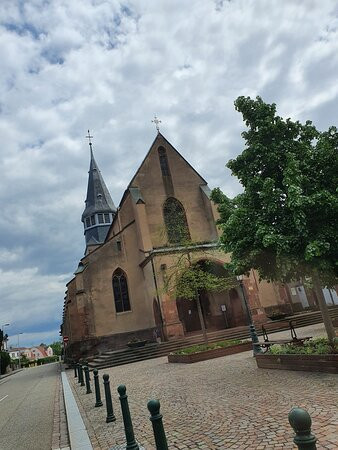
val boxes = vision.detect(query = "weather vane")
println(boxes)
[151,115,161,132]
[86,130,93,149]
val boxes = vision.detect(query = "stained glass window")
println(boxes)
[112,268,131,313]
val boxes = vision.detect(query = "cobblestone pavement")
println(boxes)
[67,324,338,450]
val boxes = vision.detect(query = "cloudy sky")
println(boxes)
[1,0,337,347]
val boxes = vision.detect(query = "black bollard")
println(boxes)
[77,363,81,383]
[84,366,92,394]
[103,374,116,423]
[93,369,103,407]
[83,360,91,380]
[288,407,317,450]
[117,385,139,450]
[79,365,85,386]
[74,363,77,378]
[147,399,168,450]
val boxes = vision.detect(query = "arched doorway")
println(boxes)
[176,261,248,334]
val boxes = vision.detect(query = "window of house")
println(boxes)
[158,146,170,176]
[98,213,104,224]
[116,240,122,252]
[163,197,190,244]
[91,215,96,226]
[85,217,91,228]
[112,268,131,313]
[104,213,110,223]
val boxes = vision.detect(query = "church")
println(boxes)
[61,129,317,358]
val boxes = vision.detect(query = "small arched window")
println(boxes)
[163,197,190,244]
[112,268,131,313]
[158,146,170,176]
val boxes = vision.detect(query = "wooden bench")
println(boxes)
[257,320,312,352]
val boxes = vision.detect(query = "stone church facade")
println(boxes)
[62,132,317,358]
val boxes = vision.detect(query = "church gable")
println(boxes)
[129,133,207,194]
[126,133,216,247]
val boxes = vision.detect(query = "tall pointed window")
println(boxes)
[158,146,170,176]
[112,269,131,313]
[163,197,190,244]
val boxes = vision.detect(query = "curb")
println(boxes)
[61,371,93,450]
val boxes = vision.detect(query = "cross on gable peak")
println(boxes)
[151,115,162,132]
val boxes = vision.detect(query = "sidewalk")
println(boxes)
[65,323,338,449]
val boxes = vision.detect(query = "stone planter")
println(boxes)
[255,354,338,373]
[267,313,287,321]
[126,340,147,348]
[168,342,252,364]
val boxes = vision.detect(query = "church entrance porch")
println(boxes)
[176,261,248,335]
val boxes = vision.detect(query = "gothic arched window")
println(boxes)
[163,197,190,244]
[112,268,131,313]
[158,146,170,176]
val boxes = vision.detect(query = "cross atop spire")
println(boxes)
[86,129,93,150]
[151,115,161,132]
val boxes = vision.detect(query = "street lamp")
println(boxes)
[236,275,262,355]
[1,324,10,351]
[17,333,23,369]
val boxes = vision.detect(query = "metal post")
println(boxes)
[77,363,81,383]
[79,365,85,386]
[17,332,23,369]
[117,385,139,450]
[84,366,92,394]
[93,369,103,407]
[238,278,262,355]
[147,399,168,450]
[103,374,116,423]
[288,407,317,449]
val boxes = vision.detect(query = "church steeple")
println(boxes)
[81,131,116,250]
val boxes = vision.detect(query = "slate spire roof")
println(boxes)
[81,147,116,221]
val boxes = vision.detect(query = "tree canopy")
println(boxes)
[211,96,338,286]
[49,341,62,356]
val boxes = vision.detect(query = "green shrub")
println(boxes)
[171,339,246,355]
[0,352,11,374]
[36,356,59,365]
[268,338,337,355]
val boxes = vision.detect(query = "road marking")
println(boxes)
[0,395,8,402]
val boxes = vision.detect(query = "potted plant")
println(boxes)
[126,337,148,348]
[267,311,288,321]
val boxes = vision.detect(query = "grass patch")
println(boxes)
[268,338,338,355]
[171,339,246,355]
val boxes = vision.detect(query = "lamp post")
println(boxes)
[17,333,23,369]
[236,275,262,355]
[1,324,10,351]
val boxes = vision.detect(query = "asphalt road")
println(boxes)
[0,362,59,450]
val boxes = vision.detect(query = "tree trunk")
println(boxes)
[196,293,208,345]
[312,272,335,344]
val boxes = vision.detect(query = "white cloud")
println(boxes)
[0,0,337,345]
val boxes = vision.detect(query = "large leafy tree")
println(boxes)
[211,96,338,342]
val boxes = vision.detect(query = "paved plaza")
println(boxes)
[67,324,338,449]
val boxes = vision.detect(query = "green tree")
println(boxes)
[49,341,62,356]
[211,96,338,342]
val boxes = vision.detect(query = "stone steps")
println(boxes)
[88,307,338,370]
